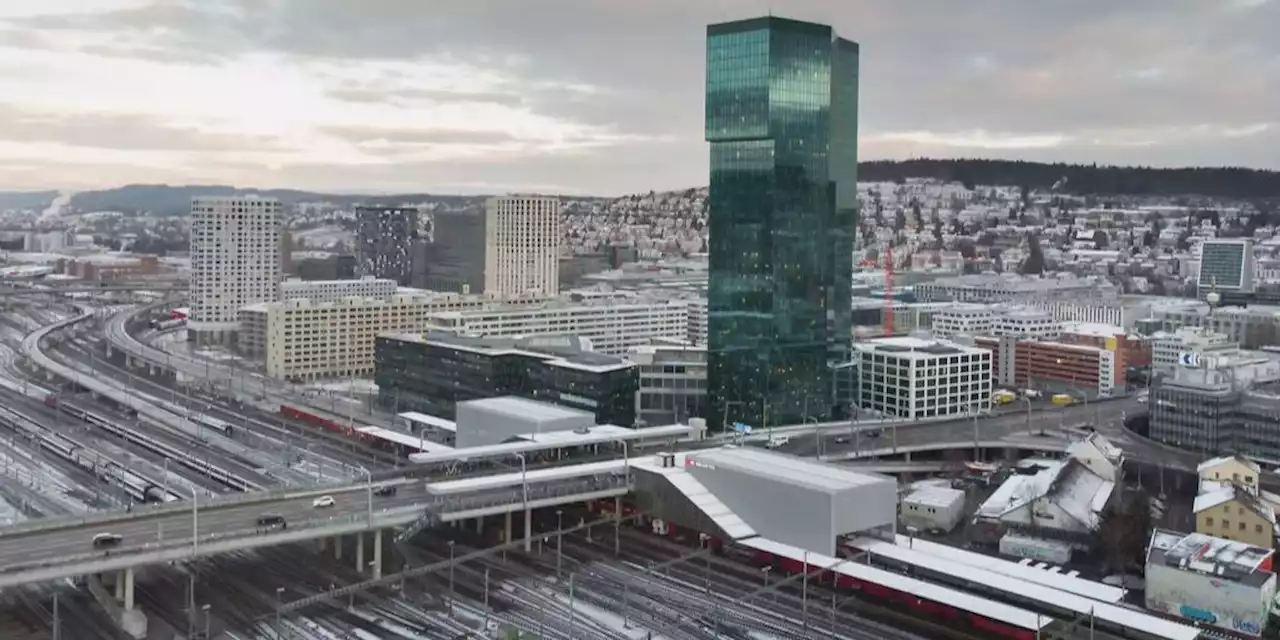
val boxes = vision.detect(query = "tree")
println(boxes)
[1020,232,1046,275]
[894,209,907,232]
[1093,230,1109,250]
[1095,491,1152,576]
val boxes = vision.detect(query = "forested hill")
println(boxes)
[859,159,1280,198]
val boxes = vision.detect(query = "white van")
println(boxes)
[766,434,791,449]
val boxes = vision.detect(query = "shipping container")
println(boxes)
[999,533,1073,565]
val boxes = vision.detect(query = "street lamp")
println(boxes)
[201,604,210,639]
[556,509,564,578]
[360,466,372,524]
[274,587,284,631]
[447,540,456,618]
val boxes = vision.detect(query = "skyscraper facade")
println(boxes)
[188,195,282,344]
[423,209,486,294]
[484,196,561,298]
[355,205,420,286]
[704,16,859,430]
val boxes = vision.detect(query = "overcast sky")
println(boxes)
[1,0,1277,195]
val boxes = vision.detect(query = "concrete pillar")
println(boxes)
[372,531,383,580]
[504,512,512,543]
[523,508,532,552]
[904,451,912,462]
[123,568,135,611]
[114,571,124,600]
[334,536,342,560]
[318,537,327,552]
[355,532,365,573]
[475,517,483,534]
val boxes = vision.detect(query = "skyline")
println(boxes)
[0,0,1277,195]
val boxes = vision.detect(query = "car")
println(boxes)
[92,533,123,549]
[256,513,287,529]
[373,486,397,497]
[312,495,335,509]
[865,428,883,438]
[834,435,852,444]
[765,435,791,449]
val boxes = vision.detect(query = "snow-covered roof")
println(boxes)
[1193,483,1276,527]
[1147,527,1274,585]
[976,458,1115,530]
[1197,455,1261,476]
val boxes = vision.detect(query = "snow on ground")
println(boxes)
[0,441,94,514]
[309,379,379,395]
[543,586,668,640]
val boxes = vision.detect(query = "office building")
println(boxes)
[1146,529,1275,637]
[1150,327,1234,377]
[1149,349,1280,457]
[852,336,992,420]
[974,336,1121,397]
[422,210,485,294]
[374,333,638,427]
[188,195,282,344]
[423,295,690,357]
[931,304,995,338]
[237,292,542,381]
[278,276,397,303]
[1199,238,1255,299]
[628,341,708,427]
[915,274,1118,305]
[485,195,561,297]
[355,205,420,286]
[1145,299,1280,350]
[705,16,859,429]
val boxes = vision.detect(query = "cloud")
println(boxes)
[0,0,1276,194]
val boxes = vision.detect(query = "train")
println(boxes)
[0,377,57,407]
[130,390,234,437]
[281,403,360,437]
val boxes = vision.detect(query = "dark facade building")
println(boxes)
[374,333,638,426]
[293,253,357,280]
[421,210,485,294]
[704,16,859,430]
[355,205,420,286]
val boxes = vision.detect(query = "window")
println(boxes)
[1239,521,1247,531]
[1207,517,1214,526]
[1223,519,1231,529]
[1256,524,1263,534]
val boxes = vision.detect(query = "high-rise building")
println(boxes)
[1198,238,1255,300]
[188,195,282,344]
[355,205,419,286]
[704,16,859,430]
[484,196,560,297]
[423,209,486,294]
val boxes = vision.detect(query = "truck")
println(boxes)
[1051,393,1074,407]
[991,390,1016,405]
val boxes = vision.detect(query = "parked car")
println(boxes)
[312,495,335,509]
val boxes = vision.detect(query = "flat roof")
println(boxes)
[408,423,694,465]
[741,537,1050,632]
[632,451,756,540]
[355,426,454,452]
[398,411,457,433]
[690,447,893,494]
[461,396,593,423]
[851,536,1198,640]
[426,459,627,495]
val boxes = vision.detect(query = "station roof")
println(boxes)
[461,396,592,423]
[355,426,454,452]
[689,447,893,494]
[426,459,627,495]
[398,411,457,433]
[407,423,694,465]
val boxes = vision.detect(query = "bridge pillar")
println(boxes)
[334,536,342,560]
[114,571,124,600]
[372,530,383,580]
[317,537,326,552]
[903,451,912,462]
[355,532,365,573]
[123,568,135,611]
[504,512,512,543]
[523,508,532,552]
[475,517,483,534]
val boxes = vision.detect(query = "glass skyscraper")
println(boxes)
[705,16,859,430]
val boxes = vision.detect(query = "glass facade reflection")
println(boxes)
[374,334,638,427]
[705,17,859,430]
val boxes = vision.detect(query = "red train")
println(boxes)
[748,543,1041,640]
[280,403,369,440]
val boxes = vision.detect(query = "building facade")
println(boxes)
[1199,238,1255,299]
[974,337,1121,397]
[628,342,708,427]
[422,296,690,357]
[705,16,859,430]
[188,195,282,343]
[422,209,485,294]
[1149,351,1280,459]
[852,336,992,420]
[355,205,420,286]
[374,333,638,427]
[484,196,561,298]
[1146,529,1275,638]
[278,276,397,303]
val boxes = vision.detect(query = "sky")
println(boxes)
[0,0,1277,195]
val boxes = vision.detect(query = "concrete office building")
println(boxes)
[355,205,420,286]
[1150,327,1235,377]
[705,17,859,430]
[915,274,1118,306]
[374,332,638,427]
[931,304,995,338]
[852,336,993,420]
[238,292,542,381]
[188,195,282,344]
[1143,300,1280,350]
[1149,349,1280,457]
[974,336,1122,397]
[485,196,561,297]
[628,341,708,427]
[422,210,485,294]
[278,276,397,303]
[422,295,691,357]
[1199,238,1256,300]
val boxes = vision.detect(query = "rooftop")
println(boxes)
[384,331,634,374]
[461,396,592,424]
[689,447,894,494]
[855,336,991,359]
[1147,528,1274,586]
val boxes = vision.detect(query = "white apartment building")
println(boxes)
[424,296,690,356]
[1150,327,1235,376]
[931,304,995,338]
[686,297,708,345]
[993,309,1061,339]
[189,195,281,343]
[485,195,561,298]
[853,336,993,420]
[278,276,397,303]
[239,292,543,381]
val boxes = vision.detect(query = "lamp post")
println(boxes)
[447,540,456,618]
[274,587,284,632]
[556,509,564,578]
[361,466,372,524]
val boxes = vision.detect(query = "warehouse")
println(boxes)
[1145,528,1276,637]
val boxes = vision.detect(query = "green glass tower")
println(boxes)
[705,16,858,430]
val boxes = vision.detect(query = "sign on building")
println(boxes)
[1179,352,1203,368]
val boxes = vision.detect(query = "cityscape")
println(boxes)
[1,3,1280,640]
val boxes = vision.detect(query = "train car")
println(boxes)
[190,413,234,437]
[150,318,186,331]
[743,536,1048,640]
[169,307,190,320]
[280,403,352,435]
